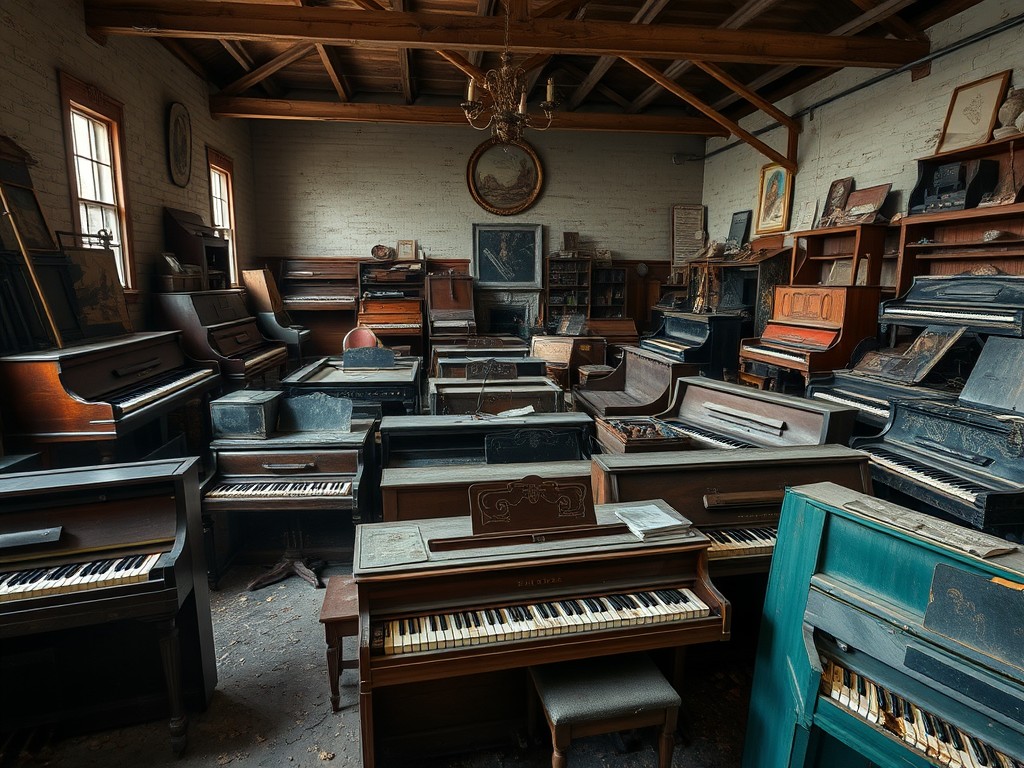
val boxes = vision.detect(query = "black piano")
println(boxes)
[640,310,743,378]
[852,336,1024,534]
[241,268,311,362]
[0,458,216,752]
[744,482,1024,768]
[807,274,1024,428]
[156,290,289,387]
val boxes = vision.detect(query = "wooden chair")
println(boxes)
[318,575,359,712]
[529,654,680,768]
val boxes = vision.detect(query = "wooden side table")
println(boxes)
[318,575,360,711]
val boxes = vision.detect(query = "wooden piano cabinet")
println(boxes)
[572,346,698,419]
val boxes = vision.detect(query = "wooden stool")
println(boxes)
[318,575,359,712]
[529,654,680,768]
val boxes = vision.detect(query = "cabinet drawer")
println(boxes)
[216,449,358,476]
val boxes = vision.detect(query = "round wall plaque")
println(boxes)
[167,102,192,188]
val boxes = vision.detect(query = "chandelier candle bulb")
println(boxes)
[519,91,527,114]
[546,78,554,102]
[467,79,476,102]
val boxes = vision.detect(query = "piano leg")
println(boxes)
[156,618,188,756]
[246,554,323,591]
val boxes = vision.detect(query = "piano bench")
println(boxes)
[319,575,359,712]
[529,654,680,768]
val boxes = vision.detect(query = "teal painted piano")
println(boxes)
[744,482,1024,768]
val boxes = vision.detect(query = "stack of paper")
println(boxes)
[614,504,692,541]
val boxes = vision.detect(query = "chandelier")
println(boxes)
[461,2,556,144]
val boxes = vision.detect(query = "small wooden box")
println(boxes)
[210,390,282,439]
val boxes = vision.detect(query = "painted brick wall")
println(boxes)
[0,0,254,321]
[701,0,1022,242]
[250,122,706,264]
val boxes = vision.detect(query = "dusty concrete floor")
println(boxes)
[9,563,753,768]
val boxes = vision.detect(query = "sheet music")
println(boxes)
[672,204,706,264]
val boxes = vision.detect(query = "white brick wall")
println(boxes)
[701,0,1023,241]
[250,122,706,263]
[0,0,254,318]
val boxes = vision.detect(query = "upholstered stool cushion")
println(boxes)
[530,654,680,726]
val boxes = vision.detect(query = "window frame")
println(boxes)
[58,71,135,289]
[207,146,238,286]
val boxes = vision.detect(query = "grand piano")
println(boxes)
[354,499,730,766]
[592,445,871,575]
[852,336,1024,535]
[807,273,1024,429]
[739,285,881,389]
[744,482,1024,768]
[0,458,216,752]
[155,290,289,387]
[640,310,744,378]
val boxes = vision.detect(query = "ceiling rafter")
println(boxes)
[317,43,351,101]
[83,2,930,68]
[221,40,286,97]
[219,42,316,97]
[627,0,788,114]
[392,0,415,104]
[846,0,928,41]
[566,0,672,111]
[208,95,731,135]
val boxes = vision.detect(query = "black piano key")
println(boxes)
[439,614,448,631]
[856,675,866,697]
[429,615,437,632]
[874,684,887,712]
[970,735,988,766]
[398,618,407,636]
[453,613,463,629]
[891,694,902,719]
[470,611,481,628]
[934,717,948,743]
[948,724,963,751]
[984,744,1001,766]
[922,712,934,737]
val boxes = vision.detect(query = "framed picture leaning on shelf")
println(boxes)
[755,163,792,234]
[472,223,543,289]
[935,70,1010,154]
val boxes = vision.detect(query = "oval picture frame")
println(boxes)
[466,137,543,216]
[167,102,192,188]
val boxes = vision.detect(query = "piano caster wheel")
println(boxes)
[169,716,188,756]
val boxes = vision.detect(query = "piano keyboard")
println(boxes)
[883,307,1017,325]
[205,480,352,498]
[821,659,1023,768]
[643,339,693,352]
[705,528,776,559]
[284,295,356,303]
[670,423,752,449]
[741,345,809,364]
[242,346,288,369]
[0,553,162,602]
[110,368,215,413]
[862,446,988,503]
[432,320,472,329]
[373,587,711,655]
[809,390,890,419]
[362,323,421,330]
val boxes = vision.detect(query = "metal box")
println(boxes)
[210,390,282,439]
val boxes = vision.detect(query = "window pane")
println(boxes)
[95,162,115,204]
[89,119,111,165]
[71,112,91,156]
[76,156,98,200]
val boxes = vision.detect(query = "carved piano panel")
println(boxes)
[0,458,216,751]
[744,482,1024,768]
[354,504,730,766]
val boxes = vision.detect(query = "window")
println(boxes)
[59,72,133,287]
[207,147,238,285]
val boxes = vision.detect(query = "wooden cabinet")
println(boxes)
[590,266,627,318]
[544,255,591,327]
[790,223,896,288]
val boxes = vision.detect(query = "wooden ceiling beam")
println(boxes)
[219,42,316,96]
[566,0,671,111]
[317,43,351,101]
[622,56,795,171]
[221,40,286,97]
[627,0,787,114]
[84,2,929,68]
[558,63,631,110]
[392,0,415,104]
[846,0,927,41]
[209,95,730,135]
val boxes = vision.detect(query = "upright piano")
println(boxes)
[592,445,872,575]
[283,356,422,417]
[807,274,1024,429]
[356,298,424,354]
[240,268,311,362]
[744,482,1024,768]
[739,285,881,388]
[428,376,564,416]
[425,271,477,339]
[529,335,606,389]
[379,413,593,469]
[640,310,744,378]
[0,458,216,752]
[278,256,362,355]
[653,376,857,450]
[852,336,1024,534]
[354,503,730,766]
[156,290,289,387]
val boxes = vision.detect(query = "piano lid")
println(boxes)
[958,336,1024,412]
[759,322,839,351]
[853,325,967,385]
[890,274,1024,307]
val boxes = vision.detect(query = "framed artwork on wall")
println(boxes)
[935,70,1010,154]
[167,102,192,188]
[467,137,543,216]
[396,239,417,260]
[0,181,56,251]
[472,223,542,289]
[755,163,792,234]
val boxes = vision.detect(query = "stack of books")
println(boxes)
[614,504,692,541]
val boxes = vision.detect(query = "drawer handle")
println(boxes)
[261,462,317,471]
[234,333,250,342]
[113,358,161,377]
